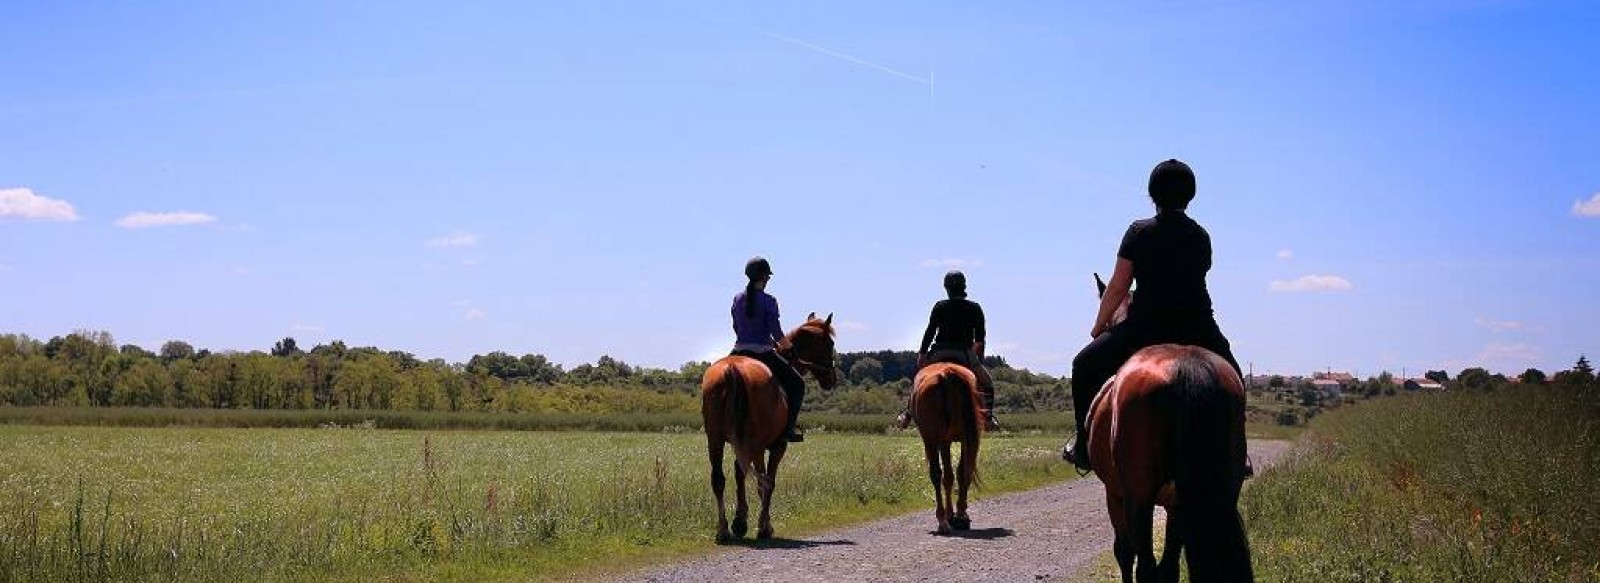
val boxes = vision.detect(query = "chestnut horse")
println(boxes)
[701,313,838,542]
[911,362,984,534]
[1087,274,1253,582]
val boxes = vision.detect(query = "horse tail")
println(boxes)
[1167,353,1253,581]
[940,368,983,489]
[721,364,750,448]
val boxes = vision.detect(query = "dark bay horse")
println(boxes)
[911,362,983,534]
[1087,274,1253,582]
[701,313,838,542]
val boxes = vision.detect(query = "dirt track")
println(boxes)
[608,440,1290,583]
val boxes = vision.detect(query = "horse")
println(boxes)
[1087,274,1253,582]
[701,313,838,542]
[911,361,984,534]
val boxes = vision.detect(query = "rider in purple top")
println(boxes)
[731,257,808,443]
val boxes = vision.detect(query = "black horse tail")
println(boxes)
[940,368,983,489]
[722,364,750,448]
[1167,353,1253,582]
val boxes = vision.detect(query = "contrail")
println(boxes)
[755,28,930,86]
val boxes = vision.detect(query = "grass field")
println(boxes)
[0,426,1078,582]
[1241,387,1599,582]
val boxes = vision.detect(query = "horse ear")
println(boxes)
[807,311,816,321]
[824,313,833,325]
[1094,273,1107,298]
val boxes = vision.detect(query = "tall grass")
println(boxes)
[1242,386,1600,582]
[0,427,1074,582]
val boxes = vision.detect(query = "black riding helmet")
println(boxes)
[1148,159,1196,210]
[745,256,773,280]
[943,270,967,297]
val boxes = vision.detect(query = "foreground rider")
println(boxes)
[897,270,1000,431]
[731,256,808,442]
[1062,159,1244,471]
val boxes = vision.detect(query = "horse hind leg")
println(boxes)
[924,441,949,535]
[1109,495,1134,583]
[1127,499,1158,583]
[731,456,750,539]
[1158,509,1183,583]
[709,437,732,543]
[940,444,960,532]
[951,441,977,531]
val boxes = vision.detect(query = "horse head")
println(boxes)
[785,312,839,390]
[1094,272,1131,328]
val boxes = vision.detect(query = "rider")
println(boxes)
[731,256,808,443]
[896,270,1000,431]
[1062,159,1244,471]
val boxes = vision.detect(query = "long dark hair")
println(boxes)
[744,279,760,317]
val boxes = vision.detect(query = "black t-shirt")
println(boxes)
[921,298,986,353]
[1118,210,1214,323]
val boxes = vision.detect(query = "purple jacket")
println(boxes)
[732,290,784,351]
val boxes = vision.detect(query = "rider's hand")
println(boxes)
[1090,321,1107,339]
[916,354,926,369]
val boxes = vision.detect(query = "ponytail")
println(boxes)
[744,281,759,317]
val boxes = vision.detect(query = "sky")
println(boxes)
[2,0,1597,378]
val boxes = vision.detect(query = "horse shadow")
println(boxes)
[721,537,857,550]
[930,527,1014,540]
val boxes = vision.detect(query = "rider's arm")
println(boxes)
[1092,257,1133,337]
[918,303,940,356]
[973,303,986,358]
[765,294,785,347]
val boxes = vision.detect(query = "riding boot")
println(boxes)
[895,404,912,429]
[980,384,1000,431]
[1062,424,1090,471]
[783,383,805,442]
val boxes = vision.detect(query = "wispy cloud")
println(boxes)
[756,29,930,86]
[464,308,487,321]
[115,211,217,229]
[1477,342,1540,367]
[291,323,324,333]
[834,320,868,332]
[1475,317,1525,333]
[1574,192,1600,217]
[920,258,982,269]
[0,188,79,221]
[1269,274,1354,293]
[426,232,477,248]
[1276,249,1293,260]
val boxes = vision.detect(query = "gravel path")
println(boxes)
[609,440,1291,583]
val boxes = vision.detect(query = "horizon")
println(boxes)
[3,1,1597,377]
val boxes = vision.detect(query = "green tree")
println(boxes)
[1456,367,1493,391]
[113,359,172,406]
[271,337,302,357]
[160,340,196,362]
[1424,370,1450,383]
[848,357,884,384]
[1519,368,1548,385]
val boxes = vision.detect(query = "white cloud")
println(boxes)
[1573,192,1600,217]
[834,320,868,332]
[426,232,477,247]
[1474,317,1524,333]
[1268,274,1354,293]
[291,323,325,333]
[1477,342,1540,368]
[115,211,217,228]
[464,308,487,321]
[920,258,982,269]
[0,187,79,221]
[1276,249,1293,260]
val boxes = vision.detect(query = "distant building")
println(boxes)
[1315,371,1356,386]
[1312,378,1343,398]
[1402,378,1445,391]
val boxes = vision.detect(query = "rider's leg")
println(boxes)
[756,351,807,442]
[1066,324,1142,468]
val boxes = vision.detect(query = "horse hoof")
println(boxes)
[757,526,774,540]
[950,516,971,531]
[731,518,748,538]
[937,523,952,536]
[715,530,734,544]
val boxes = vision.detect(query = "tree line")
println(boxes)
[0,331,1070,413]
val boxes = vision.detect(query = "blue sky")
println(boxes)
[2,1,1596,378]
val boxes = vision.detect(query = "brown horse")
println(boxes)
[701,313,838,542]
[911,362,983,534]
[1087,274,1253,582]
